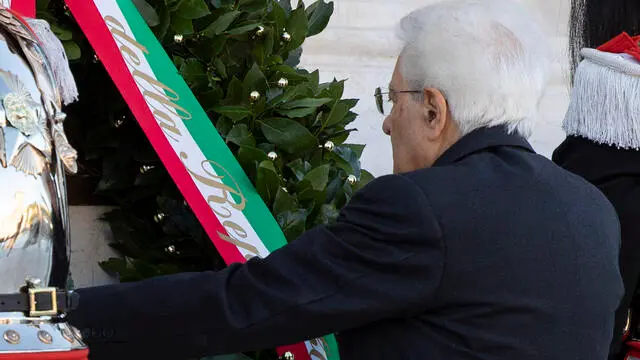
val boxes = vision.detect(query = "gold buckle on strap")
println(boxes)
[28,287,58,317]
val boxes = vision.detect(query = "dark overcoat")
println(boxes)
[68,126,624,360]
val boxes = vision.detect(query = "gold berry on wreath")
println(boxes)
[347,174,357,185]
[60,0,374,339]
[154,212,166,223]
[277,77,289,88]
[139,165,154,174]
[323,141,335,151]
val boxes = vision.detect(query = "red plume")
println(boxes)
[597,32,640,62]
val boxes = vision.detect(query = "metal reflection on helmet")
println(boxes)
[0,6,85,355]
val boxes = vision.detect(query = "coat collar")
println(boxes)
[433,125,535,167]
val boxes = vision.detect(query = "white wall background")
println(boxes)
[299,0,572,176]
[69,0,574,288]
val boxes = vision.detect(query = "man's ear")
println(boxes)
[422,88,449,140]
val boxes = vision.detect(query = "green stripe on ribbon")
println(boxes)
[116,0,287,254]
[114,1,340,358]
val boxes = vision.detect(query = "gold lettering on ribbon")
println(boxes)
[308,338,329,360]
[103,15,147,66]
[133,70,193,120]
[180,152,259,258]
[103,13,259,259]
[214,206,232,219]
[218,233,259,255]
[104,15,191,143]
[180,155,247,212]
[309,350,327,360]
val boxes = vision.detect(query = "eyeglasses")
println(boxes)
[374,87,422,115]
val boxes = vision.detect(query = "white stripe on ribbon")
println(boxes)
[95,1,270,260]
[306,339,331,360]
[89,2,329,359]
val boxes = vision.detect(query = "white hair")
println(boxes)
[396,0,551,137]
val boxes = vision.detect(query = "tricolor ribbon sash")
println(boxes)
[61,0,338,359]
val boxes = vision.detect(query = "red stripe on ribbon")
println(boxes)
[9,0,35,17]
[63,0,245,265]
[61,2,317,359]
[277,343,313,359]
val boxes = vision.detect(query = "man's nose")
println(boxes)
[382,116,391,135]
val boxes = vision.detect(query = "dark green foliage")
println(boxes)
[39,0,373,357]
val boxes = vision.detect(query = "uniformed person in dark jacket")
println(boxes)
[67,1,624,359]
[553,1,640,358]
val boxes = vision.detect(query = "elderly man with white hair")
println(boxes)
[66,0,623,359]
